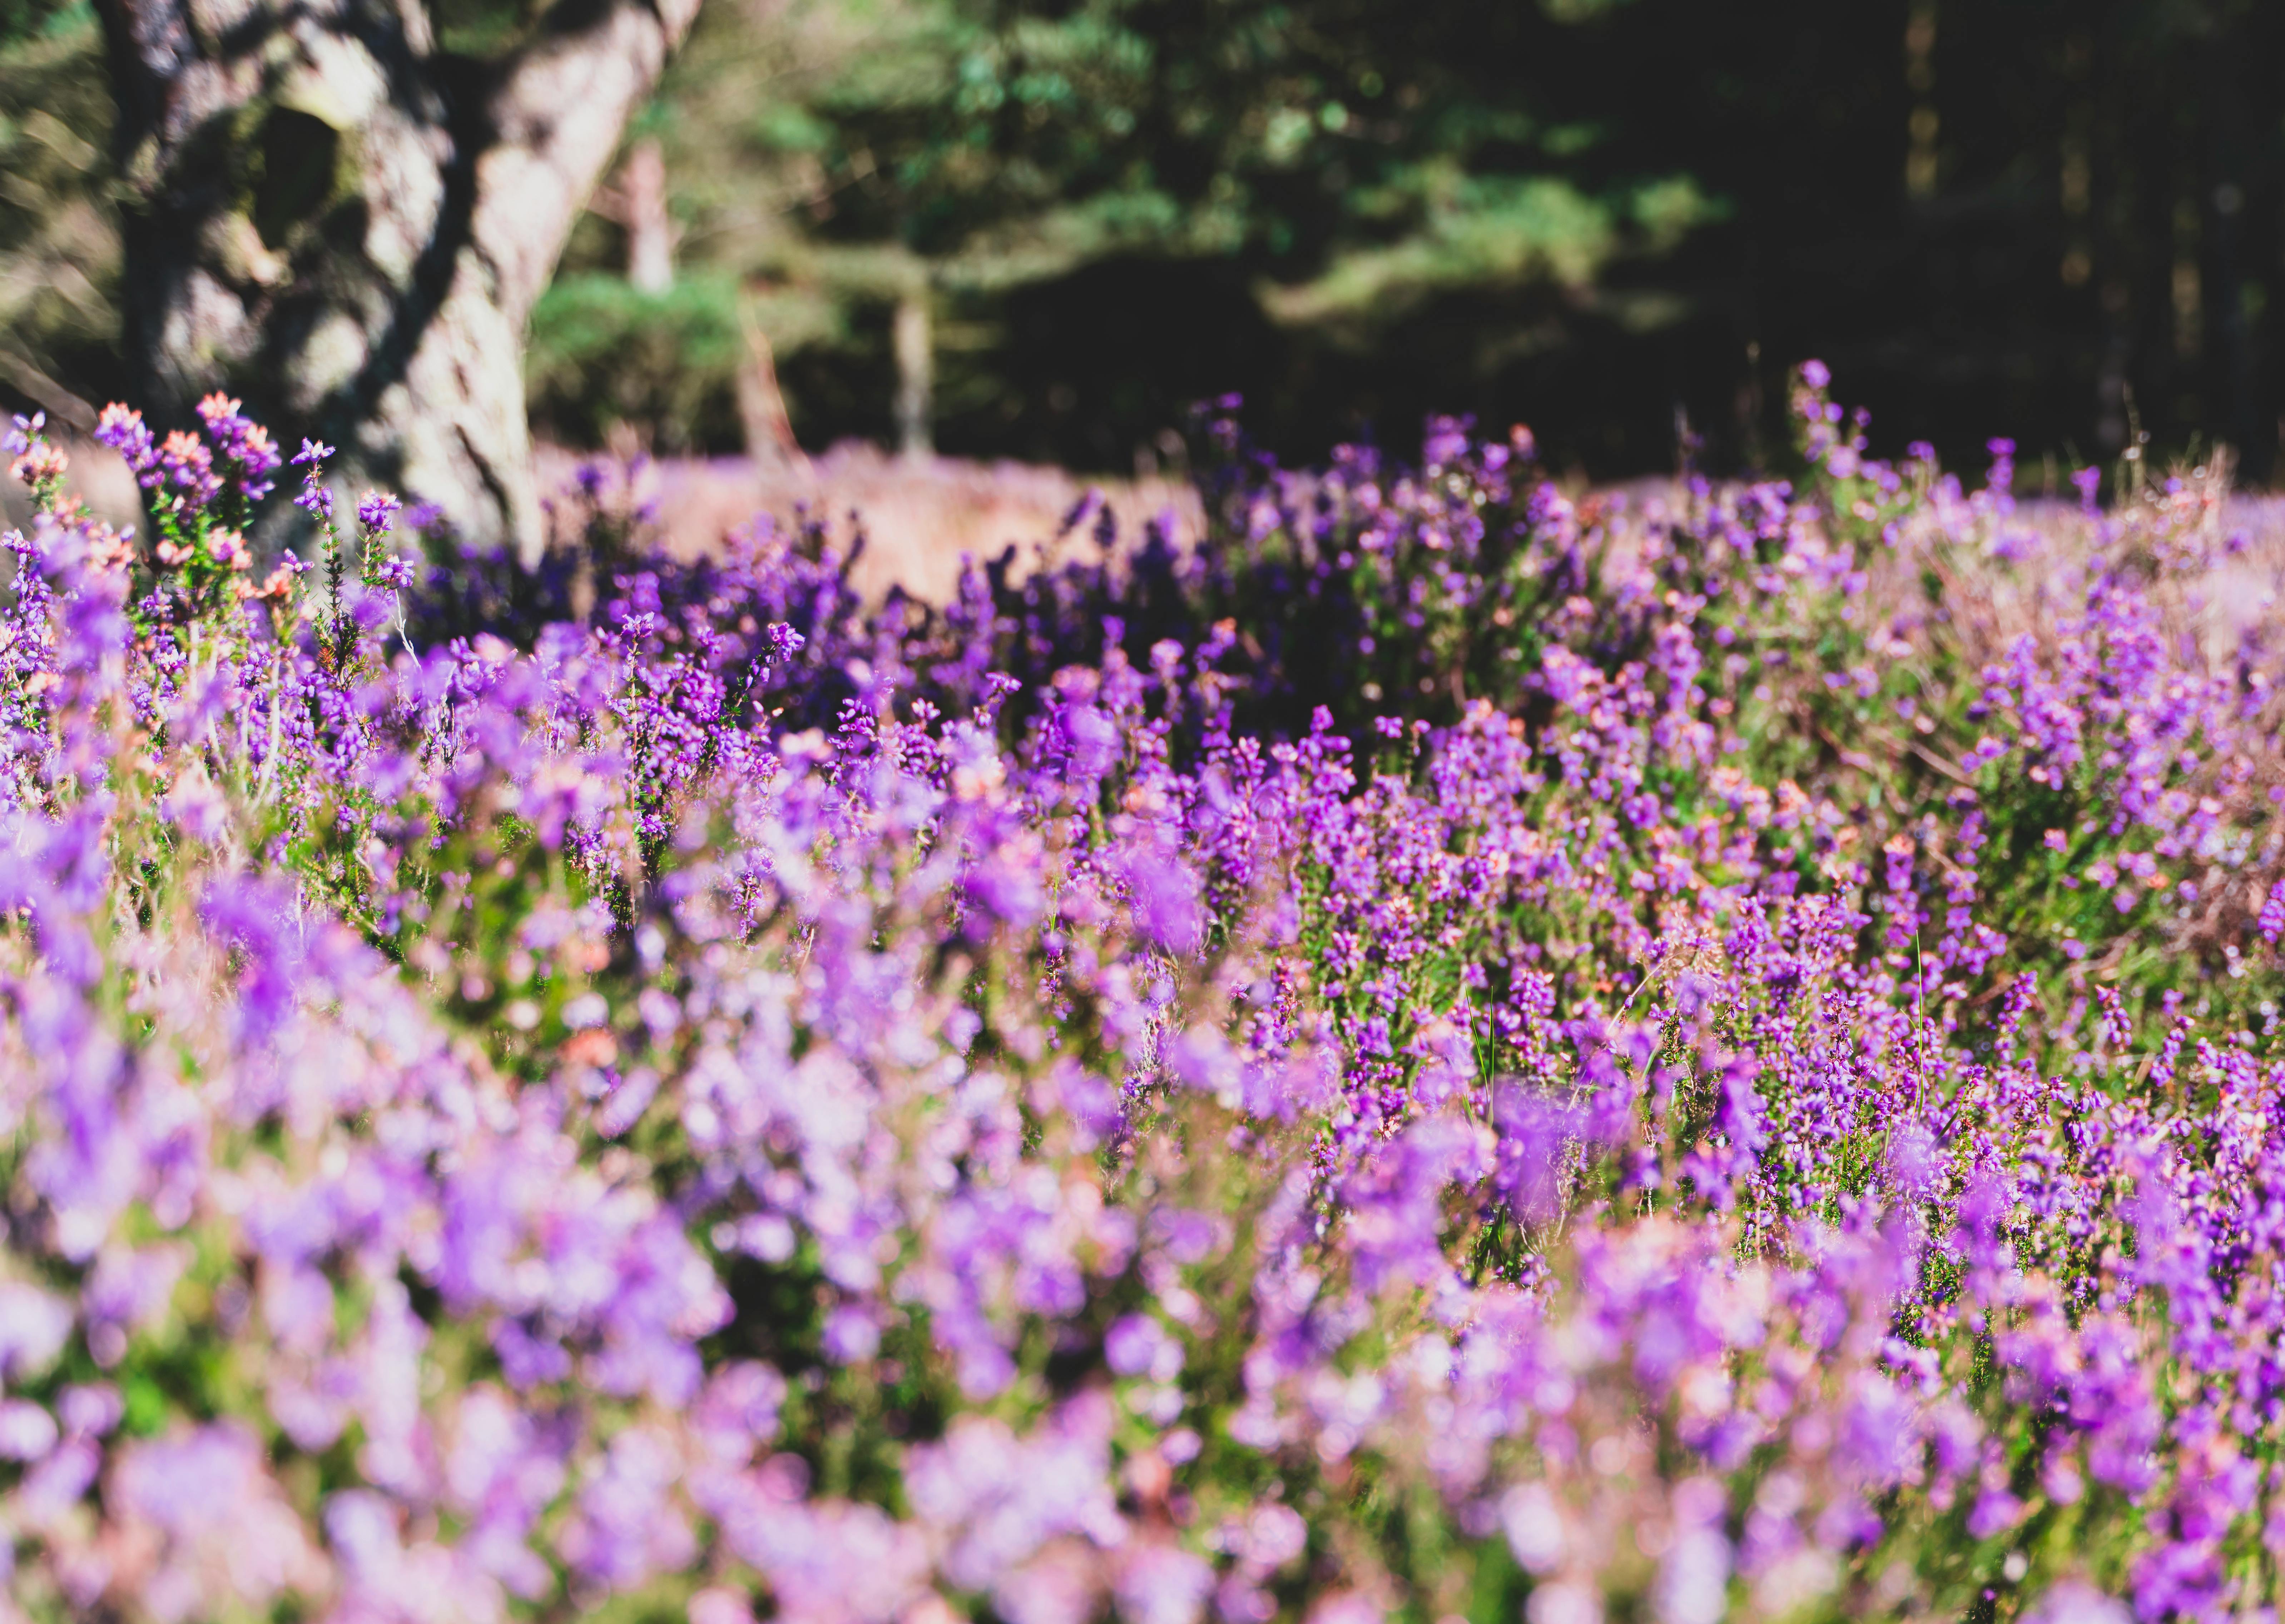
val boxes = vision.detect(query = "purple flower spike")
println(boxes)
[356,491,402,536]
[4,375,2285,1624]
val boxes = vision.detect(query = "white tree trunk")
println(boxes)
[893,289,932,460]
[620,138,675,296]
[98,0,702,563]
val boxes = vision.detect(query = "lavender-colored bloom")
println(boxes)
[2023,1581,2131,1624]
[94,402,158,482]
[198,873,303,1044]
[557,1424,695,1589]
[1124,848,1204,952]
[822,1303,882,1363]
[58,1384,122,1438]
[195,392,281,500]
[0,1400,59,1460]
[1114,1541,1215,1624]
[0,1282,73,1379]
[356,490,402,535]
[1105,1313,1184,1381]
[112,1424,322,1619]
[6,384,2285,1624]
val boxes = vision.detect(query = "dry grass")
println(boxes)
[4,434,1205,605]
[16,430,2285,644]
[532,439,1204,602]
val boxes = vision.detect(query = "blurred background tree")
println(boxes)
[0,0,119,432]
[70,0,699,558]
[9,0,2285,485]
[532,0,1721,467]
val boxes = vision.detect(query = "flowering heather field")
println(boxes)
[4,369,2285,1624]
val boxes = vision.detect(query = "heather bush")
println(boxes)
[4,375,2285,1624]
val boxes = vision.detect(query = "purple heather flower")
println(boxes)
[356,490,402,535]
[2259,879,2285,945]
[0,1401,59,1461]
[2022,1583,2129,1624]
[7,379,2285,1624]
[1123,848,1204,953]
[0,1282,73,1380]
[822,1304,881,1363]
[1114,1541,1215,1624]
[1105,1314,1184,1382]
[195,393,281,500]
[94,402,159,481]
[57,1385,122,1438]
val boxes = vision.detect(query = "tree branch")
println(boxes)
[475,0,702,323]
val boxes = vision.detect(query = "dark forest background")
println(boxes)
[6,0,2282,483]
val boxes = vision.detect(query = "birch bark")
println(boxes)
[98,0,701,561]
